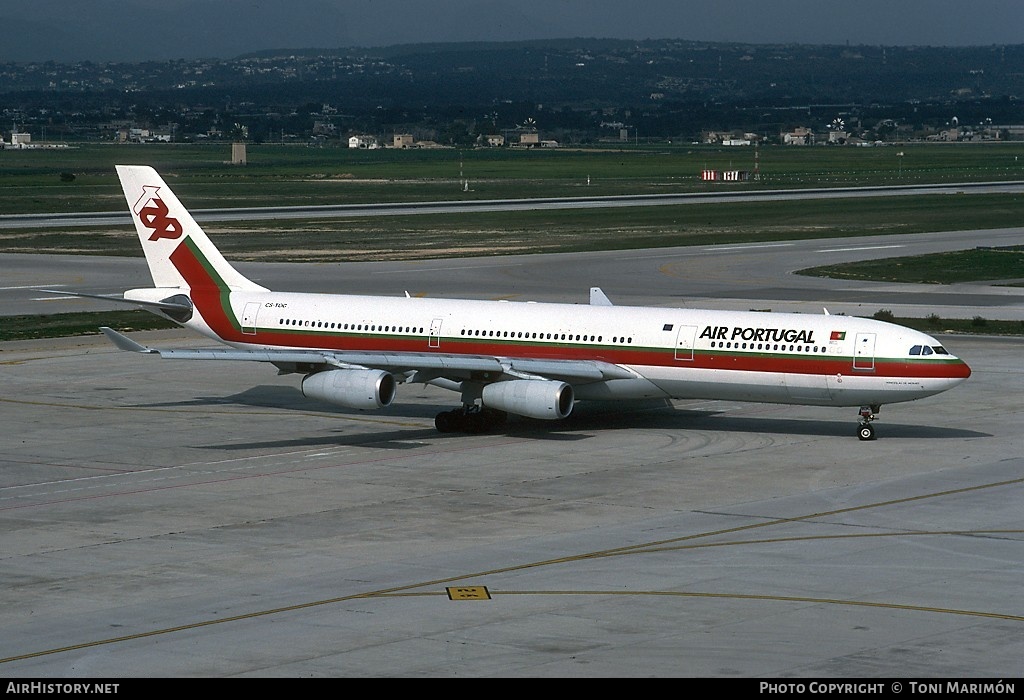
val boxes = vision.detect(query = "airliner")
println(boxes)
[79,165,971,440]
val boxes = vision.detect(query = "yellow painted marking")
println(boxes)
[446,586,491,601]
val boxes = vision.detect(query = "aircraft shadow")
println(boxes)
[558,403,990,440]
[131,386,990,447]
[205,430,444,451]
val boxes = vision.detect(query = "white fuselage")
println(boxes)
[174,288,971,409]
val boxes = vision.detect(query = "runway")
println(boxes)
[1,234,1023,678]
[6,227,1024,321]
[2,181,1022,230]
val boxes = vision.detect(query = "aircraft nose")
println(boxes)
[952,358,971,381]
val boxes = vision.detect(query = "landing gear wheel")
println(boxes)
[435,410,456,433]
[480,408,507,431]
[856,405,879,441]
[434,406,507,434]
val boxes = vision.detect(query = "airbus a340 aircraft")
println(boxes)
[79,165,971,440]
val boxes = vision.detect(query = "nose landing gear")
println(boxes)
[857,405,880,440]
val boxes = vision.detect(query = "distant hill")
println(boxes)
[0,0,565,63]
[7,39,1023,106]
[4,0,1023,64]
[3,38,1022,143]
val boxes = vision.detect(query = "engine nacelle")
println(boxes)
[481,380,574,420]
[301,369,397,410]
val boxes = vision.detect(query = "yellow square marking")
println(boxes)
[446,586,491,600]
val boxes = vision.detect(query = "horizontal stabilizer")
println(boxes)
[38,289,192,313]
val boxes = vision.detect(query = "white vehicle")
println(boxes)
[88,165,971,439]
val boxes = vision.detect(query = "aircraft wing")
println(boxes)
[99,327,635,383]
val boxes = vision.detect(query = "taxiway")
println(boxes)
[1,234,1022,677]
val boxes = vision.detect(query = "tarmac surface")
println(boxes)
[1,234,1023,678]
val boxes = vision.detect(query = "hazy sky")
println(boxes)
[2,0,1022,63]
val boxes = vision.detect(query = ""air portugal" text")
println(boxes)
[700,326,817,344]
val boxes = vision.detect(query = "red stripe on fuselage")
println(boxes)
[169,239,240,337]
[236,327,971,381]
[167,240,970,382]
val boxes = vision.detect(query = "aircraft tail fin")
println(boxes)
[115,165,267,293]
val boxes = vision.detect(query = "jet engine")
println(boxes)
[481,380,574,420]
[301,369,397,410]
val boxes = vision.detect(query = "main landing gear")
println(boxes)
[435,405,508,434]
[857,405,880,441]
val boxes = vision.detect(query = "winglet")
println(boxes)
[100,327,158,353]
[590,287,614,306]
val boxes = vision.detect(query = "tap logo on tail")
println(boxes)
[132,185,183,241]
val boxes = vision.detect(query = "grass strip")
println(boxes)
[0,310,176,342]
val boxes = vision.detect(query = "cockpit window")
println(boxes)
[910,344,950,357]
